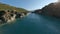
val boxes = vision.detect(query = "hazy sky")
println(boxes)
[0,0,57,10]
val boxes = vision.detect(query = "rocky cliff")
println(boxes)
[0,10,27,24]
[34,2,60,17]
[0,3,28,24]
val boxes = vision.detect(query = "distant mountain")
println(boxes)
[0,2,28,13]
[34,2,60,17]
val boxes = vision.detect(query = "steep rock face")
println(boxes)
[34,2,60,17]
[0,10,7,23]
[42,3,60,17]
[0,10,26,24]
[0,10,6,16]
[0,3,28,24]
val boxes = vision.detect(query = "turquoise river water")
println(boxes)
[0,13,60,34]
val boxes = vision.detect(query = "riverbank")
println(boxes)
[0,10,28,25]
[0,3,29,24]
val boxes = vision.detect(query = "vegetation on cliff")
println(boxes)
[0,3,28,13]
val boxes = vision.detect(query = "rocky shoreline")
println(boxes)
[0,10,28,24]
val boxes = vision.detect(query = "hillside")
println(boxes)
[34,2,60,17]
[0,3,29,23]
[0,3,28,13]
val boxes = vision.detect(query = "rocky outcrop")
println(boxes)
[0,10,27,24]
[34,2,60,17]
[0,3,28,24]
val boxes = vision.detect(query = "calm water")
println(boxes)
[0,13,60,34]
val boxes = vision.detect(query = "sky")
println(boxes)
[0,0,58,10]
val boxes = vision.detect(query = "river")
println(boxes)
[0,13,60,34]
